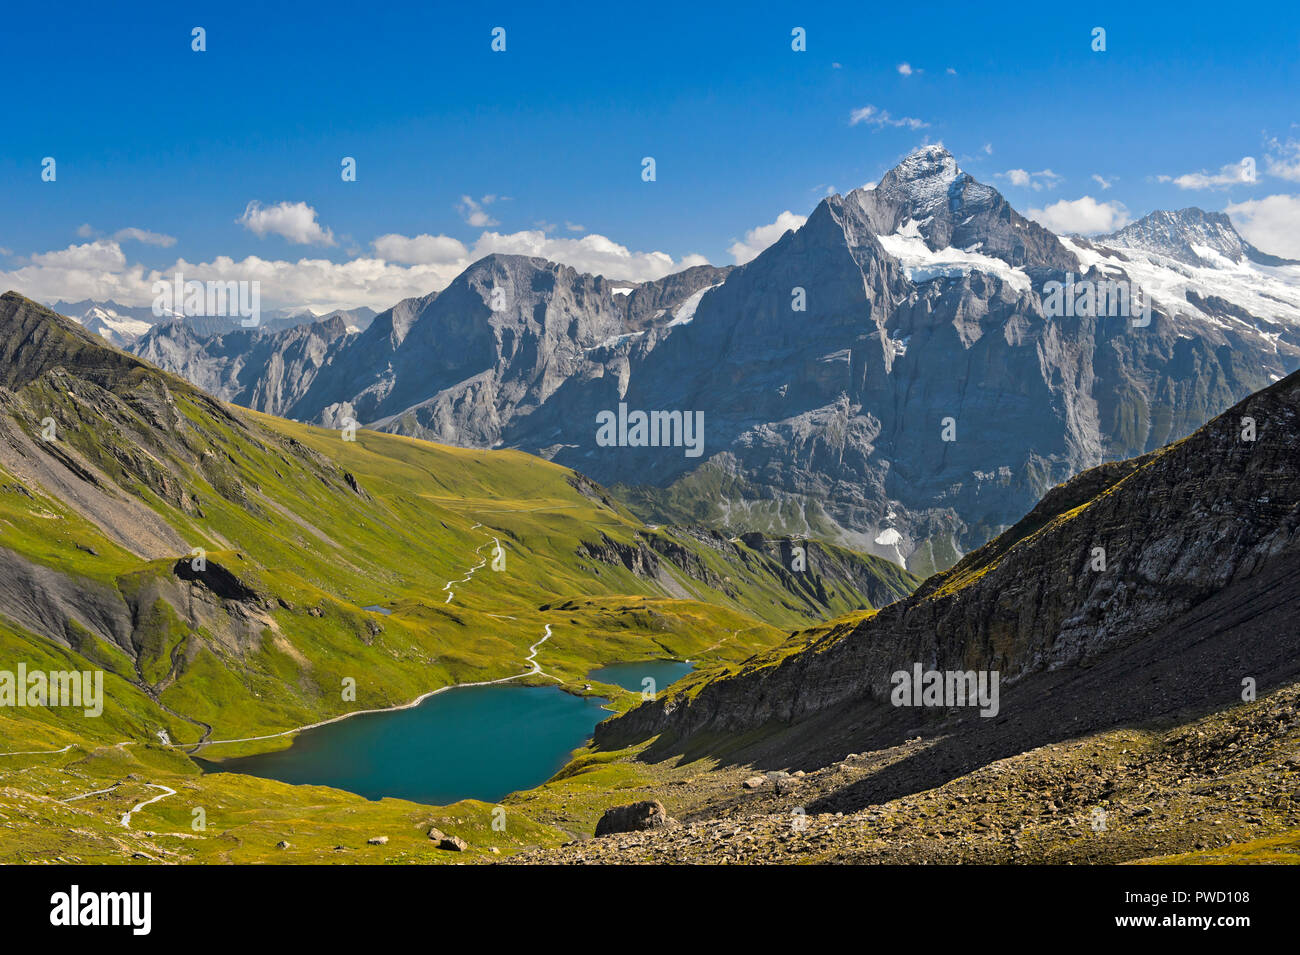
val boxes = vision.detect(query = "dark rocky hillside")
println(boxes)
[600,368,1300,781]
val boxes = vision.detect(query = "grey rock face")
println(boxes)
[292,256,731,445]
[851,144,1079,271]
[554,150,1296,571]
[131,315,354,416]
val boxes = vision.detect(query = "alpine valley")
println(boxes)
[2,145,1297,866]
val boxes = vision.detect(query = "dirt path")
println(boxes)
[119,783,177,828]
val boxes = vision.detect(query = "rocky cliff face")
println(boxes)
[304,258,734,446]
[568,149,1296,572]
[130,314,354,416]
[853,144,1078,271]
[597,368,1300,752]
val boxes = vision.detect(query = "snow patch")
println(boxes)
[878,221,1032,294]
[665,283,722,328]
[1060,236,1300,329]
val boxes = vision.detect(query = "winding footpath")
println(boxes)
[0,743,73,757]
[443,523,500,604]
[119,784,176,828]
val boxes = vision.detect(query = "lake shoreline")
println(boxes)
[193,657,696,806]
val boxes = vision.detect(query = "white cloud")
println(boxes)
[112,227,177,247]
[897,63,914,76]
[727,211,808,264]
[238,201,335,245]
[74,224,177,247]
[849,105,928,130]
[1225,194,1300,258]
[28,240,129,271]
[2,240,144,303]
[1028,196,1131,235]
[1265,138,1300,182]
[1091,174,1115,190]
[457,195,500,227]
[998,168,1062,191]
[2,227,711,313]
[470,230,707,282]
[1157,159,1257,190]
[371,233,468,265]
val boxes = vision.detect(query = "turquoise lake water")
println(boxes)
[588,659,694,693]
[201,684,612,805]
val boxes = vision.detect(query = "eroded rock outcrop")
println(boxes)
[594,799,678,836]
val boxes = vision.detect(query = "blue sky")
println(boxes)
[2,0,1298,309]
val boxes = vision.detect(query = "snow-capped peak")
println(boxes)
[891,144,962,185]
[867,145,968,222]
[1100,208,1295,268]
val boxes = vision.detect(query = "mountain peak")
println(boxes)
[1100,207,1298,267]
[892,144,961,181]
[847,146,1077,272]
[872,145,963,210]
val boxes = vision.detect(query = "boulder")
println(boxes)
[438,835,468,852]
[594,799,678,836]
[367,836,388,845]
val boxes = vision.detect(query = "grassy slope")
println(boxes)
[0,293,916,861]
[1,380,905,747]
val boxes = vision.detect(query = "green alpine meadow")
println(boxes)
[0,292,917,862]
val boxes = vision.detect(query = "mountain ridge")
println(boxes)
[115,146,1300,575]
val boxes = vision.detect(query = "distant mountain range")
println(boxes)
[113,146,1300,573]
[47,299,173,347]
[50,298,378,347]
